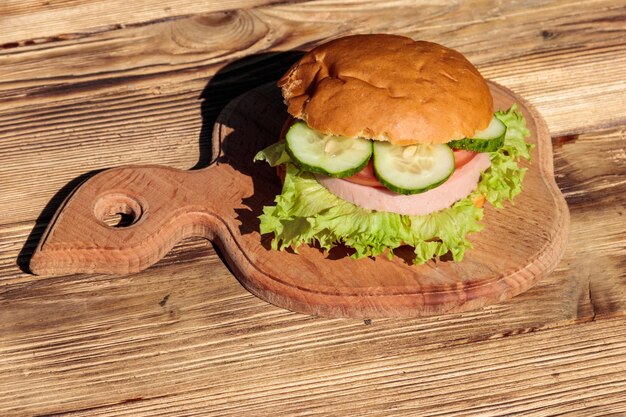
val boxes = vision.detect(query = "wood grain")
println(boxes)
[552,126,626,318]
[1,284,624,417]
[70,317,624,416]
[0,0,287,46]
[28,81,569,318]
[0,0,625,414]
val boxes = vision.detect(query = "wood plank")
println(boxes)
[1,283,624,417]
[0,0,624,227]
[72,317,626,416]
[552,127,626,318]
[0,0,290,46]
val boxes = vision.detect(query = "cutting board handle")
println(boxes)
[30,163,237,275]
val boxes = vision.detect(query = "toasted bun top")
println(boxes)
[278,34,493,145]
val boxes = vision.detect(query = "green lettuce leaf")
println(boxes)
[478,105,534,207]
[256,105,532,264]
[254,142,290,166]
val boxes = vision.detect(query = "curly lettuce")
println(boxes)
[254,105,532,264]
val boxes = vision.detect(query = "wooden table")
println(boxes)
[1,1,624,415]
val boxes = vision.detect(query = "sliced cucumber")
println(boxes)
[448,116,507,152]
[373,142,455,195]
[285,122,372,178]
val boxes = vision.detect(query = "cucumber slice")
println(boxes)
[448,116,507,152]
[285,122,372,178]
[373,142,455,195]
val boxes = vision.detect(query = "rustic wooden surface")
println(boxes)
[29,81,569,318]
[0,0,624,414]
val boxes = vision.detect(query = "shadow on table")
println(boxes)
[196,50,304,168]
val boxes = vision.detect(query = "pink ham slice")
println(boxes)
[316,152,491,216]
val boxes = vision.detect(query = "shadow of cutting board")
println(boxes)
[30,82,569,318]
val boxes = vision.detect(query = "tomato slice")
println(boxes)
[343,148,479,188]
[453,149,478,168]
[343,160,383,187]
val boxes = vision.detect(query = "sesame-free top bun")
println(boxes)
[278,34,493,145]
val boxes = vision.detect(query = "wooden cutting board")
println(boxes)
[30,81,569,318]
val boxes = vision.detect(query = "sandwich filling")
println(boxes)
[255,105,532,264]
[315,152,491,216]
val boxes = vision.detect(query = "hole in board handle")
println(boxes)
[93,193,144,228]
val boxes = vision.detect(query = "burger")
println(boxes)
[254,34,532,264]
